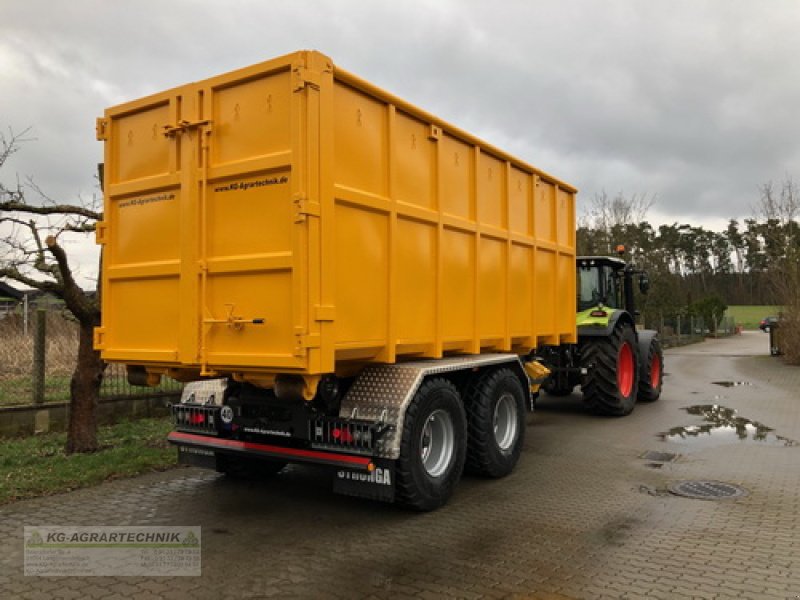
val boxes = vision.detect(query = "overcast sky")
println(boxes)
[2,0,799,287]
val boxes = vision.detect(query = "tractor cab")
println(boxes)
[577,248,650,318]
[577,256,627,312]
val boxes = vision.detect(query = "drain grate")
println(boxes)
[640,450,679,462]
[669,480,748,500]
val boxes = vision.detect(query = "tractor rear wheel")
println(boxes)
[581,323,639,416]
[638,337,664,402]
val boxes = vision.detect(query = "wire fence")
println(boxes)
[0,311,182,407]
[649,314,738,348]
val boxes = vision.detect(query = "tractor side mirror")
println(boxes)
[639,273,650,294]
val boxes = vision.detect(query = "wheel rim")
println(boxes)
[419,409,455,478]
[493,392,518,452]
[617,342,635,397]
[650,354,661,388]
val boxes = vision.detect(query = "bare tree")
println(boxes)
[0,128,104,452]
[755,177,800,363]
[581,190,657,255]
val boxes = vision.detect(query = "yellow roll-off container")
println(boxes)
[95,50,577,391]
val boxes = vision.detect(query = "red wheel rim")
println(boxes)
[617,342,634,397]
[650,354,661,388]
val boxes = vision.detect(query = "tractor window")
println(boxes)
[603,267,622,309]
[578,265,622,311]
[578,266,601,311]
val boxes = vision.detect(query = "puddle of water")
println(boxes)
[711,381,752,388]
[659,404,796,449]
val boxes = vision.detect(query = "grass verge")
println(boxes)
[725,305,782,330]
[0,417,178,504]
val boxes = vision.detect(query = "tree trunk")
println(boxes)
[66,319,105,454]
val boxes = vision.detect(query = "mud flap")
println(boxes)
[177,445,218,470]
[333,459,395,503]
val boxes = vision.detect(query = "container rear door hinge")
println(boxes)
[293,194,320,223]
[93,327,106,350]
[292,65,322,92]
[95,221,108,245]
[96,117,109,141]
[294,331,321,356]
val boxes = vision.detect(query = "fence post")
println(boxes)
[23,293,29,336]
[32,309,46,405]
[677,315,682,344]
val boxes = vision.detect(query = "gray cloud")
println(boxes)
[2,0,799,285]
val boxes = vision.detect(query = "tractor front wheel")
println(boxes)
[580,324,639,416]
[638,337,664,402]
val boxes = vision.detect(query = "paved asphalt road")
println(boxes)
[2,331,799,599]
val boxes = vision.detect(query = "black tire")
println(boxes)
[638,337,663,402]
[216,454,287,479]
[465,368,527,478]
[580,323,639,416]
[395,378,467,511]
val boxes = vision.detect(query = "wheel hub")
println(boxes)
[493,392,518,452]
[617,342,635,397]
[650,354,661,388]
[419,409,455,478]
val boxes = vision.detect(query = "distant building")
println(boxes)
[0,280,97,319]
[0,281,24,317]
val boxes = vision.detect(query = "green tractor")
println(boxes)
[541,248,664,416]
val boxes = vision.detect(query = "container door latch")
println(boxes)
[163,119,212,138]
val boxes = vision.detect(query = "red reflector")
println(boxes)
[590,310,608,317]
[189,413,206,425]
[332,427,353,443]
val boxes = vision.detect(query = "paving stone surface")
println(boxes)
[2,331,799,599]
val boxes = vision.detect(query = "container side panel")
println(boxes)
[202,65,304,368]
[477,237,506,338]
[334,203,389,345]
[395,217,436,342]
[204,172,295,362]
[534,249,556,335]
[477,152,504,230]
[212,71,292,165]
[557,253,576,339]
[334,84,387,197]
[558,188,576,248]
[509,167,532,236]
[103,96,182,362]
[205,271,294,361]
[110,190,180,266]
[393,111,434,210]
[439,135,472,220]
[441,227,475,340]
[106,278,179,354]
[206,172,292,257]
[111,102,172,183]
[509,243,533,336]
[535,180,557,244]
